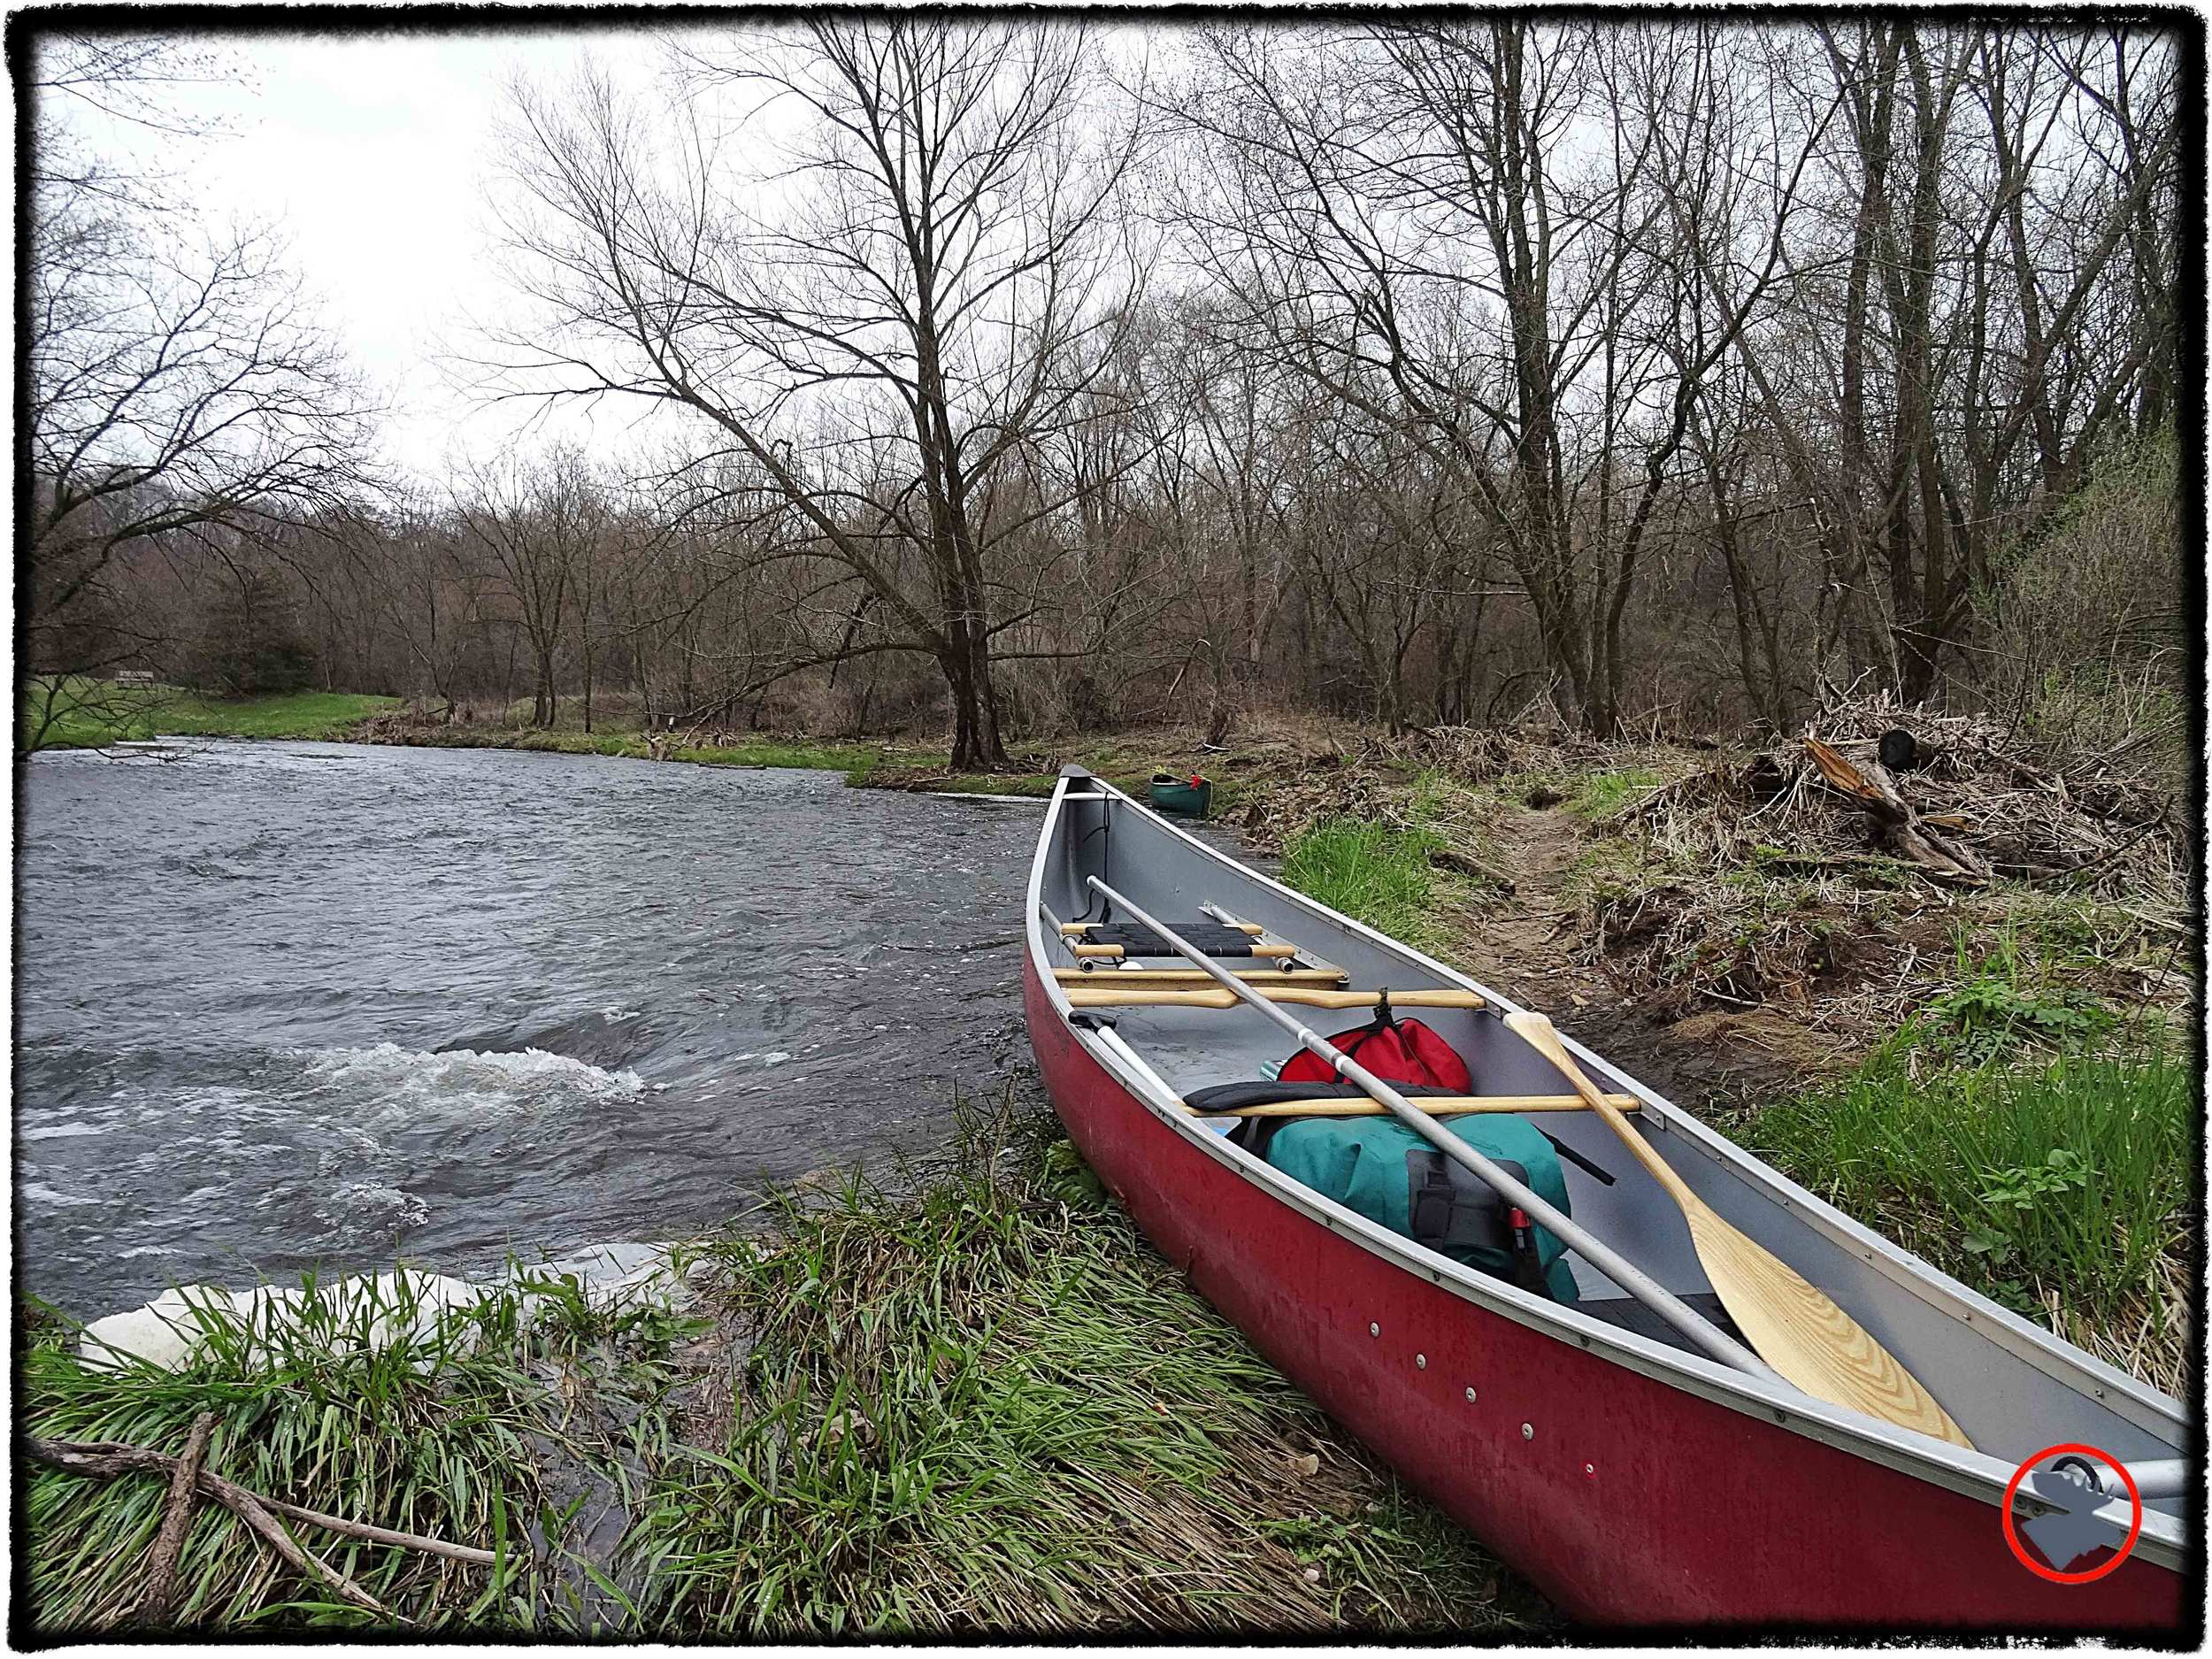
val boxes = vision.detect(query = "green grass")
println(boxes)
[21,680,400,750]
[1563,767,1662,820]
[1740,1017,2192,1391]
[623,1097,1531,1635]
[670,738,895,777]
[1280,818,1448,948]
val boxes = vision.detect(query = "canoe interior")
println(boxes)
[1037,781,2188,1518]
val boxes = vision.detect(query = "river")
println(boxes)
[18,741,1160,1317]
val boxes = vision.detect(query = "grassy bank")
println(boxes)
[1738,1012,2192,1391]
[23,681,401,749]
[342,701,1298,803]
[20,1097,1538,1637]
[351,720,911,780]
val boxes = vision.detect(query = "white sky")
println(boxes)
[37,22,1172,491]
[42,27,683,483]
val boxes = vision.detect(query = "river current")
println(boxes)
[17,741,1113,1317]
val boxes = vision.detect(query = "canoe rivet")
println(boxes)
[1584,1463,1595,1478]
[1521,1423,1534,1440]
[1369,1323,1380,1337]
[1416,1353,1427,1369]
[1464,1387,1477,1402]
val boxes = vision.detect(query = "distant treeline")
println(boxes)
[24,21,2189,768]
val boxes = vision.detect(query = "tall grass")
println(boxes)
[21,1268,701,1634]
[1742,1023,2193,1391]
[622,1096,1533,1635]
[1280,819,1445,947]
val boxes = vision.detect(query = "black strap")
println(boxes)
[1542,1132,1617,1186]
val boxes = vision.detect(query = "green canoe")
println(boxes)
[1148,772,1213,817]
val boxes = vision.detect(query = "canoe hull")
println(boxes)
[1025,958,2186,1632]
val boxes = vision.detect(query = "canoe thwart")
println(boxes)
[1188,1093,1639,1118]
[1063,920,1263,936]
[1053,967,1347,987]
[1070,941,1299,960]
[1064,985,1486,1010]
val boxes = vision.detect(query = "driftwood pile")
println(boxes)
[1617,693,2190,906]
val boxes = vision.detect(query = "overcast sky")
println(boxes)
[46,27,683,483]
[42,22,1171,492]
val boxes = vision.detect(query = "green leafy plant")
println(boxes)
[1978,1147,2093,1215]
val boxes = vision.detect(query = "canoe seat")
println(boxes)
[1073,921,1286,957]
[1577,1292,1747,1356]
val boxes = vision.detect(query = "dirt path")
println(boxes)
[1437,804,1832,1111]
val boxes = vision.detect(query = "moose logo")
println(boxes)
[2004,1445,2147,1584]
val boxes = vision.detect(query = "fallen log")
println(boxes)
[1801,736,1988,884]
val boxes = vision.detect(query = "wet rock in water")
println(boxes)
[78,1272,486,1371]
[75,1248,689,1374]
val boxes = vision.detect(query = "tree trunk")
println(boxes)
[533,646,557,726]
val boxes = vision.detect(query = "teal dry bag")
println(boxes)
[1264,1113,1579,1302]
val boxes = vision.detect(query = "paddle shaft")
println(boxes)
[1079,877,1776,1381]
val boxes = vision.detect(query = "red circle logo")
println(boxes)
[2002,1443,2144,1584]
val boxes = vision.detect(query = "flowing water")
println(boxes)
[18,741,1193,1318]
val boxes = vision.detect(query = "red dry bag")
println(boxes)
[1279,993,1473,1092]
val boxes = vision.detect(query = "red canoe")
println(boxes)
[1024,769,2193,1633]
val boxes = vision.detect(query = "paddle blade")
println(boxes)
[1684,1201,1974,1449]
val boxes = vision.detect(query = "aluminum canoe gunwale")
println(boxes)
[1022,769,2185,1570]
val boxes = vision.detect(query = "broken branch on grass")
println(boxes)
[1426,844,1517,892]
[27,1434,499,1617]
[139,1409,216,1625]
[1802,736,1989,884]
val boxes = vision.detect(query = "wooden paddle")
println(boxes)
[1503,1010,1973,1449]
[1064,986,1486,1010]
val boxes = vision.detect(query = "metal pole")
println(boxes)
[2051,1455,2189,1502]
[1083,875,1778,1383]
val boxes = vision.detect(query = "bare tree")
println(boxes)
[19,32,375,753]
[488,20,1141,767]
